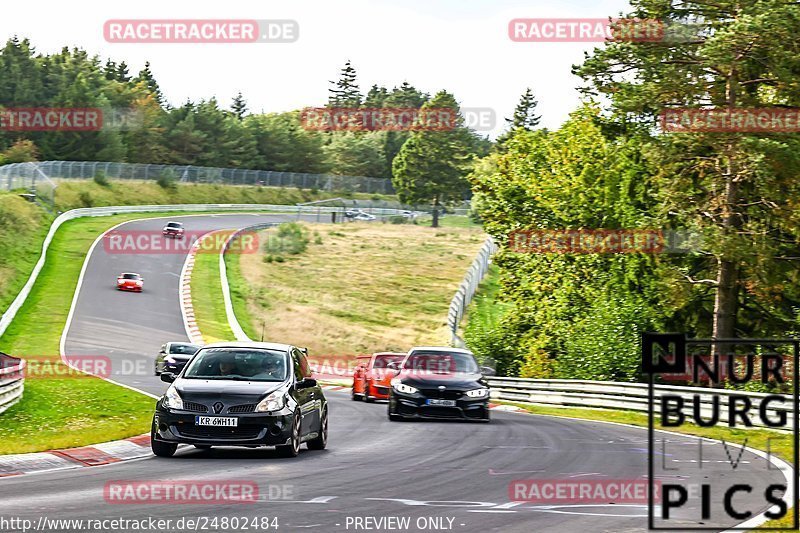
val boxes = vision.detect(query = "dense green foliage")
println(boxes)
[467,0,800,380]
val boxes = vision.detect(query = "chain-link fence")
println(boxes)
[447,236,498,347]
[0,161,395,195]
[0,162,58,208]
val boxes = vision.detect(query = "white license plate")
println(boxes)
[426,399,456,407]
[195,416,238,427]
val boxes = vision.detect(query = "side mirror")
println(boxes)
[160,372,177,383]
[480,366,496,376]
[295,377,317,389]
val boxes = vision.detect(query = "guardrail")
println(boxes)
[486,377,794,431]
[0,353,25,415]
[447,236,497,347]
[0,203,418,340]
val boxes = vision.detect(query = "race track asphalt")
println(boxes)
[0,213,790,532]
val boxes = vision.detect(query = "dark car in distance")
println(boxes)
[387,347,494,422]
[152,342,327,458]
[154,342,202,376]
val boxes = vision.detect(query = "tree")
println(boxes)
[392,91,475,227]
[328,60,361,107]
[231,91,248,120]
[135,61,163,104]
[363,85,388,107]
[574,0,800,346]
[506,88,540,130]
[2,139,39,162]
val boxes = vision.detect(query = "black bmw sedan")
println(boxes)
[387,347,493,422]
[151,342,327,458]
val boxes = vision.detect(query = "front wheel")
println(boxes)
[276,413,301,458]
[151,438,177,457]
[307,408,328,450]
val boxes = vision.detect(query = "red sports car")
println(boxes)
[352,352,405,402]
[117,272,144,292]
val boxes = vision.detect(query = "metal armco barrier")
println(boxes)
[0,353,25,415]
[448,236,497,346]
[486,377,795,431]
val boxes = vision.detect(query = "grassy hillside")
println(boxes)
[232,222,486,355]
[0,193,50,315]
[54,180,393,211]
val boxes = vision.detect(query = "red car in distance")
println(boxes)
[116,272,144,292]
[352,352,405,402]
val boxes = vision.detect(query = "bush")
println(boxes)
[93,170,110,187]
[78,191,93,207]
[263,222,310,260]
[388,215,406,224]
[156,170,177,190]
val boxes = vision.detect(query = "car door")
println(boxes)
[291,348,318,436]
[353,356,368,394]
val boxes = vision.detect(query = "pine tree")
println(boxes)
[135,61,163,105]
[116,61,131,82]
[231,92,248,120]
[327,60,361,108]
[506,88,540,130]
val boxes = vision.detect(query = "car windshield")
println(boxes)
[170,344,199,355]
[402,352,479,374]
[182,348,288,381]
[166,222,182,228]
[121,273,141,280]
[373,355,403,369]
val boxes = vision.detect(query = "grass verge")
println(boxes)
[0,211,245,454]
[190,232,237,344]
[0,193,51,314]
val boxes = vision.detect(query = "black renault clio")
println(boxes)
[151,342,327,458]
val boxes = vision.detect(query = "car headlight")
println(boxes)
[465,388,490,399]
[391,379,418,394]
[135,281,143,286]
[255,390,285,412]
[117,279,124,284]
[164,385,184,410]
[164,356,176,364]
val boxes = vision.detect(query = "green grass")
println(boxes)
[0,211,245,454]
[0,193,51,314]
[190,232,236,343]
[415,214,480,228]
[496,400,796,529]
[225,247,260,341]
[55,180,396,212]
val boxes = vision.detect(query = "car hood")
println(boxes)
[175,379,284,402]
[167,354,194,361]
[397,372,486,390]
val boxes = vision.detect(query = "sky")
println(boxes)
[2,0,634,138]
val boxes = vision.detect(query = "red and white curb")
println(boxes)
[0,434,152,477]
[179,238,204,345]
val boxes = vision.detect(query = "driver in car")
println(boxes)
[219,359,240,376]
